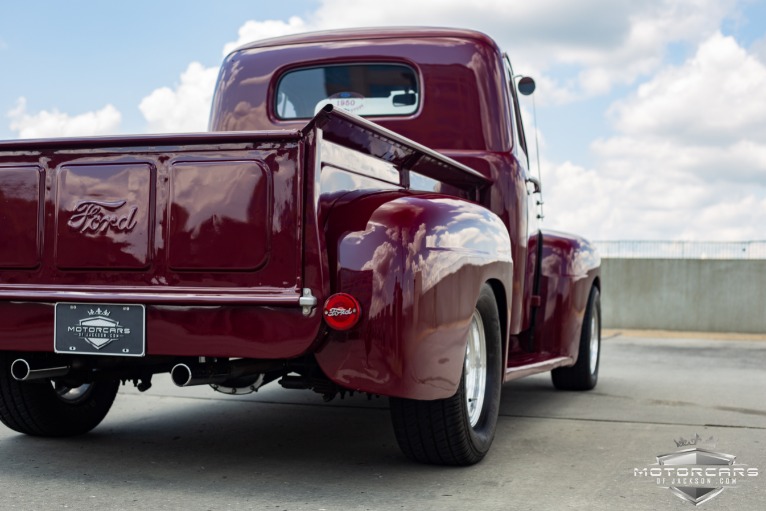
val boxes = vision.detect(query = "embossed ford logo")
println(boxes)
[68,200,138,234]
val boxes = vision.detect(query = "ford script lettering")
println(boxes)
[325,307,355,317]
[68,200,138,234]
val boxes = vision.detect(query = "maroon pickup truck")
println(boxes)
[0,27,600,465]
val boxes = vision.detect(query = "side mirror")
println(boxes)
[517,76,536,96]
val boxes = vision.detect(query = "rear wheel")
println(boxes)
[551,286,600,391]
[390,284,503,465]
[0,353,119,437]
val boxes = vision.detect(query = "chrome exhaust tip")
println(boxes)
[170,363,194,387]
[11,359,70,381]
[170,360,268,390]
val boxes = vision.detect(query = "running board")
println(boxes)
[503,356,573,382]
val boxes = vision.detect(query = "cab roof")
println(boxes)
[232,26,500,54]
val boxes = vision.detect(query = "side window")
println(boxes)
[503,55,529,167]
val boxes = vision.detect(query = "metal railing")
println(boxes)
[592,240,766,260]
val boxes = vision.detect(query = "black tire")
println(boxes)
[0,353,119,437]
[389,284,503,465]
[551,286,600,391]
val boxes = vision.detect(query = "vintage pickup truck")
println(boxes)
[0,27,600,465]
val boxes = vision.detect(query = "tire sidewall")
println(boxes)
[0,352,119,437]
[581,287,601,388]
[463,286,503,454]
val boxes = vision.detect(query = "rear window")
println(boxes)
[275,63,419,119]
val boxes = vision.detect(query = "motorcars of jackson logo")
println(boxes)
[633,434,759,506]
[67,308,130,350]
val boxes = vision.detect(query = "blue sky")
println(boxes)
[0,1,318,136]
[2,1,766,241]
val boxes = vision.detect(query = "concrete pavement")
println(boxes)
[1,332,764,510]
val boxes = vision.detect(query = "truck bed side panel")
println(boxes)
[316,192,513,400]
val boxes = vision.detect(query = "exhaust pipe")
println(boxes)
[11,359,70,381]
[170,359,277,388]
[171,363,231,387]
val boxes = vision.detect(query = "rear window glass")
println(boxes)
[275,63,419,119]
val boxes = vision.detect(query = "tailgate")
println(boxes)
[0,131,307,305]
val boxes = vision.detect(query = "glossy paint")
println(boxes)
[316,190,513,399]
[0,166,42,268]
[531,230,601,363]
[211,28,511,152]
[293,105,513,399]
[210,28,537,338]
[210,27,599,394]
[0,132,324,358]
[0,28,600,399]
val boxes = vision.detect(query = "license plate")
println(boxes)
[54,303,145,357]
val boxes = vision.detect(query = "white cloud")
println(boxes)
[137,0,742,132]
[7,97,121,138]
[608,32,766,145]
[546,160,766,241]
[305,0,737,102]
[222,16,307,57]
[547,0,735,91]
[754,35,766,64]
[138,62,219,133]
[137,17,308,134]
[543,32,766,241]
[132,1,766,243]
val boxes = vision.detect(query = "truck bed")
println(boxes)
[0,106,491,361]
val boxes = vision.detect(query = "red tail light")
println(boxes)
[323,293,361,331]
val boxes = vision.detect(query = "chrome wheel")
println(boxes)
[53,382,93,404]
[589,312,599,375]
[465,309,487,427]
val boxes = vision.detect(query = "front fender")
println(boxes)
[315,192,513,400]
[534,230,601,360]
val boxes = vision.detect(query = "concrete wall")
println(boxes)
[601,258,766,333]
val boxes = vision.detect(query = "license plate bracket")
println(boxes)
[54,303,145,357]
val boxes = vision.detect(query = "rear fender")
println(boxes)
[534,230,601,361]
[315,192,513,400]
